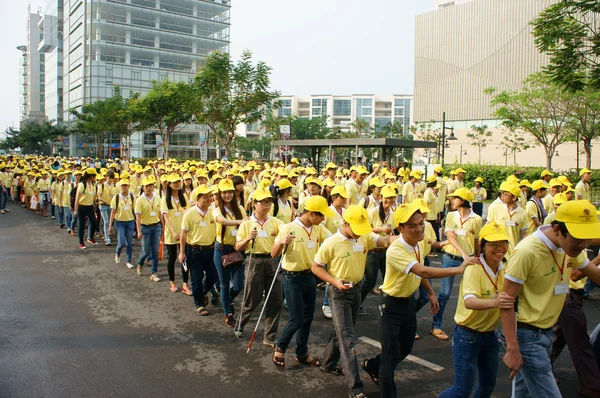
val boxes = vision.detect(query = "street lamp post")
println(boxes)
[440,112,457,166]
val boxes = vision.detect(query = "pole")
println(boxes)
[235,227,257,338]
[441,112,446,167]
[576,130,580,175]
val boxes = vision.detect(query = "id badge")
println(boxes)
[306,241,316,249]
[231,229,238,237]
[456,229,467,236]
[174,211,182,217]
[507,220,516,227]
[554,283,569,295]
[352,243,364,252]
[477,195,482,201]
[123,205,130,211]
[149,211,157,217]
[199,221,208,227]
[258,230,268,238]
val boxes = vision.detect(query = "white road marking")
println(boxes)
[359,336,445,372]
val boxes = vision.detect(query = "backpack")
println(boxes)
[363,196,370,210]
[115,193,136,219]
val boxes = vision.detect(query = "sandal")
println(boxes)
[195,306,208,316]
[296,355,321,367]
[320,364,344,376]
[431,329,449,340]
[360,359,379,385]
[415,333,420,340]
[272,346,285,369]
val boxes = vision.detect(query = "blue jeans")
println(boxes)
[323,284,330,306]
[187,246,217,307]
[99,204,111,243]
[514,328,561,398]
[138,223,161,274]
[0,187,8,210]
[433,254,463,329]
[63,207,73,231]
[116,220,135,263]
[322,285,363,396]
[213,241,245,315]
[57,205,64,225]
[277,271,317,358]
[439,326,499,398]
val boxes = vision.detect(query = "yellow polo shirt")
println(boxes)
[98,183,118,206]
[504,225,589,329]
[37,179,51,192]
[181,205,217,246]
[61,182,73,207]
[276,219,331,272]
[160,196,185,244]
[455,257,505,332]
[424,188,438,220]
[134,193,161,225]
[471,187,487,203]
[236,215,284,254]
[443,210,482,257]
[214,205,246,246]
[110,193,135,222]
[314,231,379,284]
[368,206,394,237]
[380,235,425,298]
[345,179,366,206]
[402,181,418,204]
[575,181,590,201]
[358,195,380,212]
[423,221,436,256]
[270,198,294,224]
[24,179,34,196]
[542,194,554,215]
[77,182,96,206]
[436,176,448,211]
[525,200,543,236]
[323,205,344,234]
[487,204,528,252]
[51,181,60,199]
[129,175,141,197]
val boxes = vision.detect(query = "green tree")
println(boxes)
[466,124,493,164]
[566,87,600,169]
[531,1,600,91]
[381,120,405,138]
[192,50,280,158]
[234,135,271,159]
[71,98,120,158]
[348,118,373,137]
[110,86,143,158]
[0,122,68,153]
[410,120,440,162]
[486,73,575,169]
[496,128,532,166]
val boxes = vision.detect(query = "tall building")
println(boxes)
[238,94,413,138]
[38,0,64,124]
[412,0,599,169]
[18,7,47,128]
[58,0,231,157]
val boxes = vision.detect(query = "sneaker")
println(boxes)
[322,305,332,319]
[79,244,86,249]
[105,241,111,246]
[263,338,275,348]
[87,238,97,245]
[359,305,367,315]
[181,286,193,296]
[170,285,179,293]
[60,224,65,229]
[51,216,55,219]
[136,265,143,276]
[225,314,235,328]
[149,273,161,282]
[114,255,120,264]
[126,262,134,269]
[67,229,72,234]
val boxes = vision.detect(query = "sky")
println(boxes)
[0,0,431,133]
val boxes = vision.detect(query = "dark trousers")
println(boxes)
[238,255,282,341]
[429,219,440,242]
[186,247,216,307]
[166,243,188,283]
[276,271,316,358]
[472,202,483,217]
[77,205,97,245]
[551,291,600,390]
[361,251,386,304]
[365,294,417,398]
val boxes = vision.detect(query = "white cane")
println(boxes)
[235,227,256,338]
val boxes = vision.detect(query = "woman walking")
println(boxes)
[271,178,296,224]
[135,177,163,281]
[98,170,118,245]
[109,178,137,269]
[73,168,99,249]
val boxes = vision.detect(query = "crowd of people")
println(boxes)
[1,154,599,398]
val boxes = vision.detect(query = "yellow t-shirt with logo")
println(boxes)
[443,211,482,257]
[181,205,217,246]
[160,196,185,245]
[504,226,589,329]
[487,204,528,252]
[471,187,487,203]
[455,257,505,332]
[345,179,366,206]
[276,219,331,272]
[525,200,543,236]
[24,179,34,196]
[423,221,436,256]
[236,215,284,254]
[368,206,394,237]
[134,194,161,225]
[575,181,590,201]
[424,188,438,220]
[61,182,73,207]
[380,235,425,298]
[51,181,60,200]
[37,179,51,192]
[323,205,344,234]
[402,181,419,204]
[214,205,246,246]
[77,182,96,206]
[358,195,380,212]
[270,198,294,224]
[314,231,379,284]
[98,183,119,206]
[110,193,135,222]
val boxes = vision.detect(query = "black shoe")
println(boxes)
[225,314,235,328]
[211,292,219,306]
[360,359,379,385]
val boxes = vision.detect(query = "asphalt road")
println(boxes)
[1,204,599,398]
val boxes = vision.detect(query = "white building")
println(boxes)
[18,7,47,128]
[38,0,64,125]
[238,94,413,139]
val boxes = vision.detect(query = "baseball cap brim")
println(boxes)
[483,232,510,242]
[349,219,372,236]
[564,222,600,240]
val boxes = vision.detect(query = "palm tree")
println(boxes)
[348,118,373,137]
[382,120,405,138]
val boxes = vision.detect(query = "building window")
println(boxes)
[159,73,168,82]
[132,71,141,80]
[355,98,372,119]
[375,117,392,133]
[333,99,351,116]
[311,98,327,117]
[281,99,292,107]
[106,68,113,78]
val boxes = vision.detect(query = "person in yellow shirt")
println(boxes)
[234,188,285,344]
[299,177,322,212]
[424,175,440,240]
[213,178,247,327]
[543,192,568,225]
[271,196,333,369]
[543,178,562,215]
[108,179,137,269]
[502,200,600,397]
[24,172,35,211]
[525,180,548,236]
[518,180,531,209]
[50,172,61,220]
[396,161,410,184]
[61,171,74,235]
[402,171,420,204]
[433,187,482,340]
[438,222,514,397]
[358,177,385,211]
[53,172,66,228]
[98,171,119,245]
[161,174,189,294]
[575,168,592,201]
[178,184,218,316]
[487,182,528,252]
[73,168,98,249]
[271,178,296,223]
[345,166,369,207]
[470,177,487,217]
[311,205,396,398]
[135,177,163,281]
[360,202,478,398]
[37,172,52,217]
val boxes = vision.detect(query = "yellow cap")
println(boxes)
[499,181,521,197]
[580,168,592,177]
[141,177,154,186]
[291,157,299,164]
[480,221,510,242]
[553,192,567,205]
[192,184,212,198]
[393,203,422,226]
[183,173,192,180]
[531,180,547,191]
[409,170,422,178]
[332,186,349,198]
[369,177,386,188]
[447,187,474,202]
[541,170,554,177]
[117,179,130,187]
[306,176,323,188]
[455,168,467,174]
[252,188,273,202]
[168,174,182,183]
[381,185,398,198]
[506,175,519,183]
[555,200,600,239]
[343,205,373,235]
[85,168,97,175]
[120,171,130,179]
[411,198,431,213]
[276,178,293,190]
[325,162,337,170]
[434,165,443,173]
[426,175,437,183]
[474,177,484,183]
[218,178,235,191]
[557,175,571,185]
[323,179,336,188]
[357,166,368,175]
[548,178,562,187]
[304,196,335,217]
[519,180,531,188]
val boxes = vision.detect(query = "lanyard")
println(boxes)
[256,216,269,229]
[196,205,207,220]
[507,206,517,220]
[414,246,421,264]
[548,247,567,281]
[478,257,499,293]
[459,214,470,228]
[300,225,312,240]
[146,195,156,213]
[335,206,343,217]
